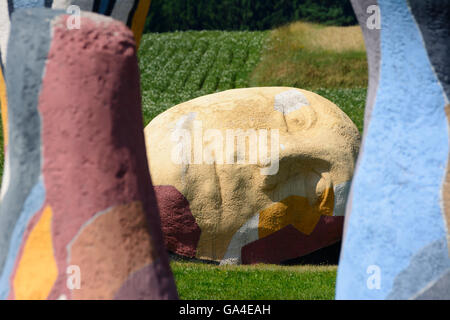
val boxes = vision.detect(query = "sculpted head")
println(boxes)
[146,87,360,264]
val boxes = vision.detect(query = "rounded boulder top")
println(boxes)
[145,87,360,265]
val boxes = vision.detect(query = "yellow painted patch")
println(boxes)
[13,206,58,300]
[0,69,8,148]
[131,0,152,49]
[258,188,334,238]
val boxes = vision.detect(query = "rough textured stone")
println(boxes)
[343,0,381,239]
[0,1,152,205]
[1,0,150,66]
[0,0,150,165]
[336,0,450,300]
[407,0,450,263]
[0,9,53,283]
[144,87,360,264]
[0,9,177,300]
[154,185,201,258]
[349,0,380,127]
[50,0,151,47]
[387,238,450,299]
[413,270,450,300]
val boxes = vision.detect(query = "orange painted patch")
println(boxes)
[258,188,334,238]
[68,202,157,300]
[131,0,152,48]
[13,206,58,300]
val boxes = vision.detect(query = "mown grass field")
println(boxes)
[171,261,337,300]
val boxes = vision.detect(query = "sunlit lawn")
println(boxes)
[171,261,337,300]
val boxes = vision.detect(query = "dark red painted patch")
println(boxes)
[241,216,344,265]
[154,185,201,258]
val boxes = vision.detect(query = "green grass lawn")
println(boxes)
[313,87,366,133]
[171,261,337,300]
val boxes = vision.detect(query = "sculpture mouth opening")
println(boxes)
[261,155,331,196]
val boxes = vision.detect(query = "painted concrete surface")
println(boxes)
[51,0,151,47]
[337,0,449,299]
[349,0,380,126]
[0,8,177,300]
[0,1,152,201]
[0,0,150,150]
[0,8,53,280]
[343,0,381,239]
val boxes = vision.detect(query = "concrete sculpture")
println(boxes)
[50,0,151,48]
[0,0,151,160]
[144,87,360,265]
[1,0,150,66]
[336,0,450,299]
[0,8,177,300]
